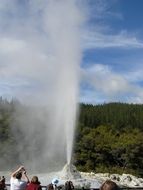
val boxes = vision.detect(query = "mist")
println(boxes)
[0,0,84,172]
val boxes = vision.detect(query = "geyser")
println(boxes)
[7,0,84,172]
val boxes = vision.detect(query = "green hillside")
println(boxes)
[74,103,143,176]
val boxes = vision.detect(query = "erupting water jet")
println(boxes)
[0,0,84,173]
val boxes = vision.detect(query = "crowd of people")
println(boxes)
[0,166,121,190]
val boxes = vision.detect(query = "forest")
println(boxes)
[74,103,143,176]
[0,98,143,176]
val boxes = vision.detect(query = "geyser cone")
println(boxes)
[60,163,81,180]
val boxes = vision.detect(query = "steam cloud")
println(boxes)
[0,0,83,172]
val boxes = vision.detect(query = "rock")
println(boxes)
[60,163,81,180]
[110,174,117,180]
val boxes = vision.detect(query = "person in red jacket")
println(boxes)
[26,176,41,190]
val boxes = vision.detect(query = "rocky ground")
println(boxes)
[80,172,143,188]
[59,164,143,188]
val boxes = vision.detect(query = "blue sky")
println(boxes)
[0,0,143,104]
[80,0,143,104]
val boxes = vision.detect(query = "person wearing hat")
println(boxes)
[10,166,29,190]
[51,178,59,190]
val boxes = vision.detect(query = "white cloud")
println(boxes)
[80,0,143,50]
[82,30,143,49]
[82,64,131,95]
[124,69,143,83]
[84,0,123,21]
[81,64,143,103]
[0,37,26,54]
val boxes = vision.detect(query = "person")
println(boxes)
[26,176,41,190]
[47,183,54,190]
[0,176,6,190]
[69,181,74,190]
[10,166,29,190]
[100,180,120,190]
[64,181,74,190]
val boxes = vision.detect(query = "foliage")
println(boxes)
[74,103,143,177]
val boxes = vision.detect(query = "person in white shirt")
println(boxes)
[10,166,29,190]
